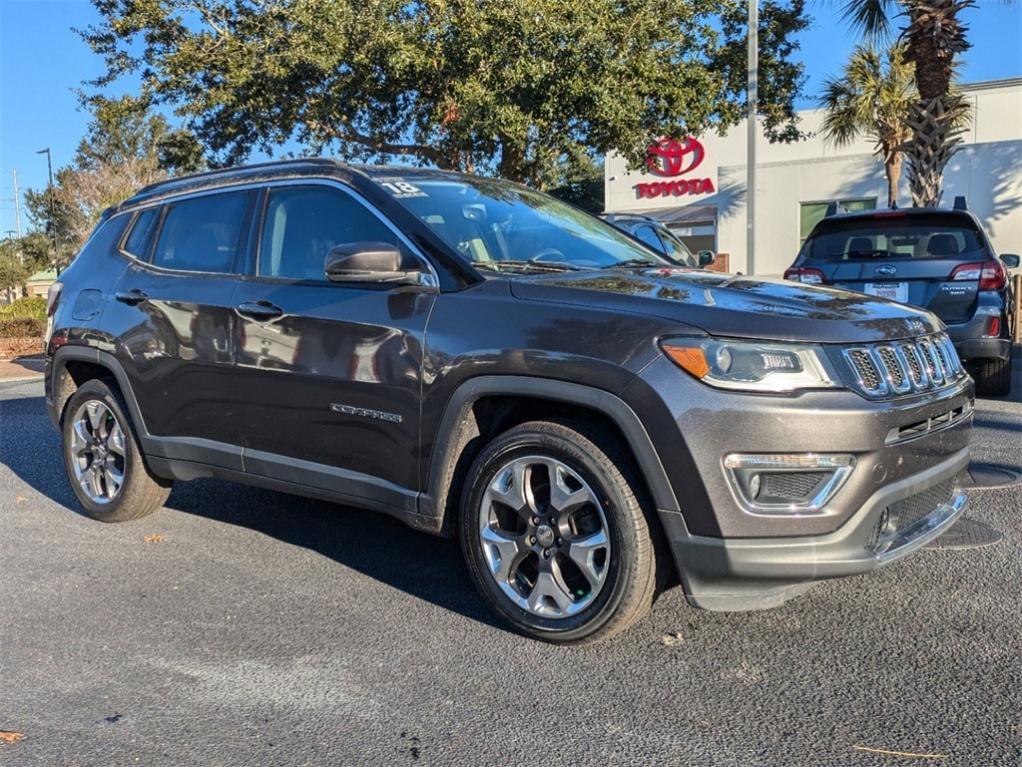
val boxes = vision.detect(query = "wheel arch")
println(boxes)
[49,347,148,436]
[421,376,680,535]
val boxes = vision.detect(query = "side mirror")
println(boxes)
[324,242,423,285]
[1000,253,1020,269]
[697,250,715,267]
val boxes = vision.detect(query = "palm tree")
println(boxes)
[841,0,978,207]
[820,44,916,207]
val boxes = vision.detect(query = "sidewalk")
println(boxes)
[0,355,45,384]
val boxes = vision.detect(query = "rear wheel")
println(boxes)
[970,347,1012,397]
[62,379,171,522]
[460,420,660,644]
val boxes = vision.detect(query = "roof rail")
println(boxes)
[953,195,968,211]
[825,201,842,217]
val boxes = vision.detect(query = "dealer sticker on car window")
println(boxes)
[378,179,427,199]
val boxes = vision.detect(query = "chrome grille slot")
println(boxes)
[844,333,965,399]
[885,402,972,444]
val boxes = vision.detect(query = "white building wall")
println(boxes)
[605,78,1022,276]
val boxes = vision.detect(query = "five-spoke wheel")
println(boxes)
[479,455,611,618]
[462,420,661,644]
[62,379,171,522]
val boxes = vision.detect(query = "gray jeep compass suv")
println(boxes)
[45,160,972,643]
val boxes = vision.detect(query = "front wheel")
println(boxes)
[62,379,172,522]
[460,420,660,644]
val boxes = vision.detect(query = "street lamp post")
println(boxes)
[746,0,757,276]
[36,147,59,270]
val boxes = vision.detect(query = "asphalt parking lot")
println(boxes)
[1,375,1020,767]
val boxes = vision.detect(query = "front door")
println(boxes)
[230,183,436,507]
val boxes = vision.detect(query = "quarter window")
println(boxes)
[123,208,160,259]
[258,186,407,281]
[152,191,249,273]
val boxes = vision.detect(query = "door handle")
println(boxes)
[114,288,149,305]
[236,300,284,320]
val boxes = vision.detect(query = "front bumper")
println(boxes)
[658,447,968,610]
[624,354,975,611]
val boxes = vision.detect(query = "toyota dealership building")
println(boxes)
[603,77,1022,276]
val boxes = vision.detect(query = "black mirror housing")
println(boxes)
[697,250,715,267]
[1000,253,1020,269]
[324,242,419,284]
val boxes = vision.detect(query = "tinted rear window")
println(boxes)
[800,214,988,262]
[153,191,249,273]
[123,208,160,259]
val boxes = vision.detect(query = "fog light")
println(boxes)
[723,453,855,515]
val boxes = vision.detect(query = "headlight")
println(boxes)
[660,337,839,393]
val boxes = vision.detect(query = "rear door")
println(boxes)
[799,213,989,322]
[108,189,255,458]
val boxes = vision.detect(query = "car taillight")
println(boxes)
[46,281,63,317]
[949,260,1006,290]
[986,316,1001,337]
[783,267,826,285]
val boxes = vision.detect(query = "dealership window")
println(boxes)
[799,198,876,242]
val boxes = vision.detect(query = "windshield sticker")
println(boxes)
[378,179,427,199]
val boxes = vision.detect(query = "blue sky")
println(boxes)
[1,0,1020,235]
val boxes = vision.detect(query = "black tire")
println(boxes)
[971,349,1012,397]
[61,378,172,522]
[460,420,660,644]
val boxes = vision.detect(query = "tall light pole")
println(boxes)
[36,147,58,269]
[746,0,758,276]
[12,169,22,238]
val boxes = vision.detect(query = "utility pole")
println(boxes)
[36,147,58,270]
[12,169,22,238]
[746,0,758,276]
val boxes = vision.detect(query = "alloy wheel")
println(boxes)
[477,455,612,618]
[68,399,127,505]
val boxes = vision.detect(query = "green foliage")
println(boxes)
[0,297,48,321]
[81,0,810,185]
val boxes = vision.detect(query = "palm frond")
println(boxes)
[840,0,899,38]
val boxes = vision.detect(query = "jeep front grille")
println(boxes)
[843,333,966,398]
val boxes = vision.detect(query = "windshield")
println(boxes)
[373,175,669,272]
[656,226,697,267]
[800,215,988,262]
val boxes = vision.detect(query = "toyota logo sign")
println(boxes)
[646,137,706,177]
[635,136,716,199]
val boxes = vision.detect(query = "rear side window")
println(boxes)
[800,215,988,262]
[123,208,159,259]
[258,185,408,281]
[152,191,249,273]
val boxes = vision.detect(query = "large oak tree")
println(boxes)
[82,0,809,186]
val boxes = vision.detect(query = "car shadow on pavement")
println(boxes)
[0,393,504,633]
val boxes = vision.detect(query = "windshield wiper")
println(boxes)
[601,258,663,269]
[478,259,582,274]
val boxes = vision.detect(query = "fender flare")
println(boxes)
[49,346,150,436]
[422,375,680,526]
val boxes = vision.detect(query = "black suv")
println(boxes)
[599,213,714,269]
[46,160,972,643]
[786,204,1019,396]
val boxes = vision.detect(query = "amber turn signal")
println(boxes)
[661,343,710,379]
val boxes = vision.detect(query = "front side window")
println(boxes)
[656,227,698,268]
[259,186,408,281]
[633,225,665,253]
[373,176,669,273]
[152,191,249,273]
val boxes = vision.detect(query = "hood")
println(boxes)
[508,268,941,344]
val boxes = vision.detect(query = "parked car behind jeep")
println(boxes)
[785,205,1018,395]
[46,160,972,643]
